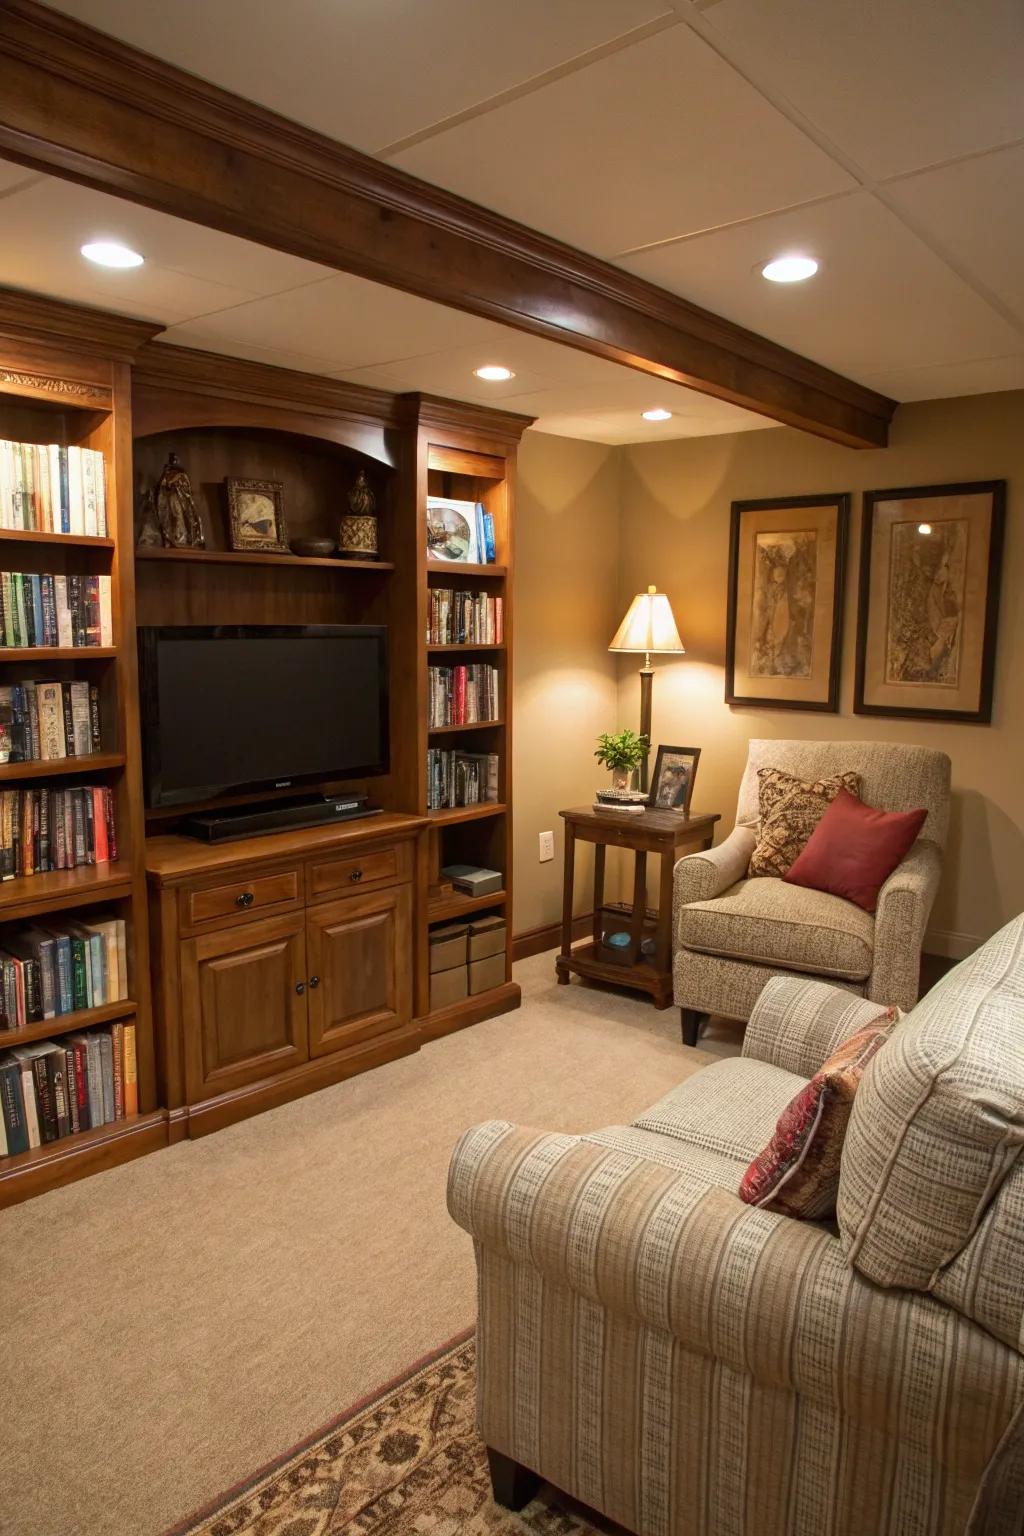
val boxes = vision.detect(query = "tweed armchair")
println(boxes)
[673,739,951,1043]
[448,916,1024,1536]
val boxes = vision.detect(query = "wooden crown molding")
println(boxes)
[0,0,895,447]
[0,286,163,360]
[401,393,535,443]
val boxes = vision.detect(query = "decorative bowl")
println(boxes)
[290,537,337,558]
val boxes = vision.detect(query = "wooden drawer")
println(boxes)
[181,866,301,929]
[306,840,411,902]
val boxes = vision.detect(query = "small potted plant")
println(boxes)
[594,728,649,790]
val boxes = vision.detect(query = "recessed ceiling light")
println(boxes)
[81,240,144,269]
[473,365,515,382]
[641,408,672,422]
[918,522,933,535]
[761,254,818,284]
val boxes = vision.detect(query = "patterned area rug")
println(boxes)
[168,1330,610,1535]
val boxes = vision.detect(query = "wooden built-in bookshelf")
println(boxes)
[0,293,162,1206]
[0,296,531,1202]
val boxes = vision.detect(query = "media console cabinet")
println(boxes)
[146,814,426,1139]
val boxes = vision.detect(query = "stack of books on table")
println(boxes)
[427,749,500,810]
[428,663,499,726]
[0,1020,138,1153]
[0,679,102,763]
[0,572,113,648]
[0,440,108,534]
[0,785,117,876]
[0,913,127,1025]
[427,589,503,644]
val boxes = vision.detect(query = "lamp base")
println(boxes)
[639,662,654,793]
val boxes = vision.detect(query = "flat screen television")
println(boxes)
[139,625,389,808]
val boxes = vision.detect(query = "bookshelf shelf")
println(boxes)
[427,642,506,653]
[428,888,507,923]
[136,547,395,572]
[0,998,137,1049]
[419,979,520,1041]
[0,753,125,781]
[427,562,506,579]
[0,647,117,661]
[426,802,507,826]
[0,1108,167,1189]
[0,530,115,550]
[0,864,133,924]
[428,719,503,735]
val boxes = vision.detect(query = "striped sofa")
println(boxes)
[448,915,1024,1536]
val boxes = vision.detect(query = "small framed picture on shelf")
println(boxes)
[427,497,496,564]
[648,745,700,813]
[225,477,288,553]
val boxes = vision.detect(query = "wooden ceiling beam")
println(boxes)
[0,0,895,448]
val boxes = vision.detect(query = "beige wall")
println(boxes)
[614,392,1024,956]
[513,432,621,935]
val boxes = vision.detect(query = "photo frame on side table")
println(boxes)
[855,481,1005,723]
[648,745,701,814]
[726,493,849,712]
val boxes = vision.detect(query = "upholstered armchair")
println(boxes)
[673,740,951,1043]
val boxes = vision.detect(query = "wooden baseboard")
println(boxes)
[418,981,521,1042]
[512,914,591,962]
[0,1109,169,1208]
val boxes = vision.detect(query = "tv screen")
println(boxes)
[139,625,388,807]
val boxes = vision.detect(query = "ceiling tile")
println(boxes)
[621,192,1021,379]
[160,274,501,370]
[859,355,1024,403]
[390,25,853,255]
[698,0,1024,179]
[883,144,1024,325]
[52,0,671,153]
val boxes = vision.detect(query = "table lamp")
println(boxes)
[608,585,685,791]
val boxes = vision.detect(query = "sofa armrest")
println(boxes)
[741,975,894,1077]
[448,1122,1013,1437]
[869,839,943,1013]
[673,824,754,915]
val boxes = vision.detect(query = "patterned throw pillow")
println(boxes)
[748,766,861,879]
[739,1012,897,1219]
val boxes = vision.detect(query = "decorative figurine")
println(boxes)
[156,452,204,548]
[338,469,378,560]
[135,482,163,547]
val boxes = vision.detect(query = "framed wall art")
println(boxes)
[854,481,1005,723]
[726,493,849,711]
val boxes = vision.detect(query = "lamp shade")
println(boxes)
[609,585,684,654]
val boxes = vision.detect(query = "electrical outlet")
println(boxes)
[539,830,554,863]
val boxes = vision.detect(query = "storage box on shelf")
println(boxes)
[0,292,163,1206]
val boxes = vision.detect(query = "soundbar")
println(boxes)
[181,794,382,843]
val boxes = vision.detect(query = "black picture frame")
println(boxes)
[726,492,849,712]
[647,745,701,814]
[854,480,1005,723]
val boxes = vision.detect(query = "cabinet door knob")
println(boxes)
[236,891,255,908]
[309,975,320,989]
[349,869,363,882]
[295,981,305,995]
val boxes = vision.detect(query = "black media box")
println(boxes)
[181,794,382,842]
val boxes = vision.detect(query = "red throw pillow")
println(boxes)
[783,788,927,912]
[739,1012,897,1219]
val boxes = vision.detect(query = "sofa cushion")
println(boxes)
[678,877,875,982]
[632,1057,808,1163]
[930,1158,1024,1351]
[839,914,1024,1290]
[739,1012,896,1220]
[748,766,861,879]
[582,1125,751,1191]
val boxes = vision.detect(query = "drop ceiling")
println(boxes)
[7,0,1024,431]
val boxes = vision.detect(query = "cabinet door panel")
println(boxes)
[181,913,308,1099]
[307,886,412,1056]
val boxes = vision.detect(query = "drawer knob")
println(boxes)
[309,975,320,989]
[295,981,305,995]
[349,869,363,882]
[236,891,255,908]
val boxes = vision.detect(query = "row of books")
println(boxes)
[427,588,503,646]
[0,1022,137,1155]
[0,440,108,535]
[1,785,117,879]
[0,679,102,764]
[0,571,113,649]
[0,913,127,1028]
[427,749,500,810]
[428,664,500,727]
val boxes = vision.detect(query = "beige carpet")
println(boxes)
[0,953,738,1536]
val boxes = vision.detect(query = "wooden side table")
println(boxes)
[556,806,720,1010]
